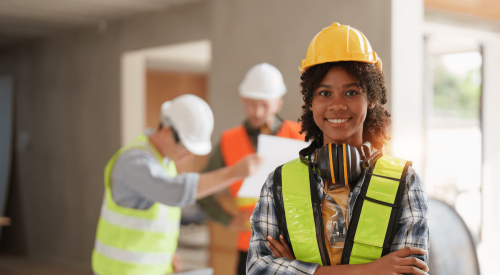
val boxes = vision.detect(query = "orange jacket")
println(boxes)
[220,120,304,251]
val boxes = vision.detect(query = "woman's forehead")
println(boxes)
[317,68,360,88]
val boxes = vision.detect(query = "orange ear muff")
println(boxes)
[316,143,361,186]
[328,143,335,184]
[343,143,349,187]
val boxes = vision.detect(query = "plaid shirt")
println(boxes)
[247,161,429,274]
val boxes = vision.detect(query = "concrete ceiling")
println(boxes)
[0,0,202,46]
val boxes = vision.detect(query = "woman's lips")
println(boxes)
[324,117,352,127]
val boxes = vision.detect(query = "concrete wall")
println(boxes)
[0,1,210,267]
[0,0,394,268]
[209,0,393,140]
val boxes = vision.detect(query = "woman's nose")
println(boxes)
[328,97,348,111]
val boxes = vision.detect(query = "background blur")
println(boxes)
[1,0,500,274]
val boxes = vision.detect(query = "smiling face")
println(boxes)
[310,67,370,148]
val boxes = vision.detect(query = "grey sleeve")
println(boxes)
[112,149,199,208]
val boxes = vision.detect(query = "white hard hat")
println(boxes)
[161,94,214,155]
[239,63,287,100]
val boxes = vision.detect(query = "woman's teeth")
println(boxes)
[327,118,350,124]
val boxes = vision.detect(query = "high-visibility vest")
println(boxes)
[92,134,181,275]
[273,155,411,266]
[220,120,304,251]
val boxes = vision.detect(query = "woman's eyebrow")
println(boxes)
[316,83,360,89]
[317,84,331,89]
[343,83,360,88]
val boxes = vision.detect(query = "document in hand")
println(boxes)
[237,134,310,199]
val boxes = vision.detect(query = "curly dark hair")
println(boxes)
[299,61,391,149]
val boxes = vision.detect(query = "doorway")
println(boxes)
[423,22,500,275]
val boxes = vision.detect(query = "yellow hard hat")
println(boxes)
[299,22,382,73]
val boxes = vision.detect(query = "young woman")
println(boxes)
[246,23,429,275]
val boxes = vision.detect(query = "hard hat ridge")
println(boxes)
[299,22,382,73]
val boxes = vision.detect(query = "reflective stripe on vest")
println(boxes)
[280,155,408,266]
[92,134,181,275]
[220,120,304,251]
[348,155,407,264]
[282,158,323,265]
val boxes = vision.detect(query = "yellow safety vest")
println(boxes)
[92,134,181,275]
[274,155,410,266]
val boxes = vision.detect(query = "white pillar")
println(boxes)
[391,0,425,172]
[121,52,146,146]
[480,34,500,266]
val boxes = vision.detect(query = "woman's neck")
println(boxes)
[323,136,363,153]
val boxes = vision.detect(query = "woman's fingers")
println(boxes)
[399,257,428,272]
[279,235,295,260]
[394,247,427,258]
[267,241,282,258]
[267,236,291,258]
[397,265,428,275]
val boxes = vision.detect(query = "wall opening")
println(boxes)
[423,22,500,275]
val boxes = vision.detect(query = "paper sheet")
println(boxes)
[237,134,310,199]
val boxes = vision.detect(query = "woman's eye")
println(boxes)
[345,90,358,96]
[319,90,330,97]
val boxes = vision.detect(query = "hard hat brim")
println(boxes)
[181,137,212,156]
[299,58,382,73]
[239,90,286,100]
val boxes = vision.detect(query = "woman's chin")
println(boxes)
[322,135,349,145]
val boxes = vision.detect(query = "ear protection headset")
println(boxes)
[300,143,362,186]
[316,143,362,186]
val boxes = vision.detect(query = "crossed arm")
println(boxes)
[267,234,428,275]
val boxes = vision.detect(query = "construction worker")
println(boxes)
[247,23,429,275]
[198,63,304,275]
[91,94,262,275]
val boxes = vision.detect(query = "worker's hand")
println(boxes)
[228,209,252,231]
[232,154,263,179]
[367,247,428,275]
[172,252,182,273]
[267,235,295,260]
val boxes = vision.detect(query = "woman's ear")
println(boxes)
[368,102,375,109]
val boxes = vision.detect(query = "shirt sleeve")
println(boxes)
[246,172,321,275]
[112,149,199,208]
[197,142,234,225]
[390,166,430,263]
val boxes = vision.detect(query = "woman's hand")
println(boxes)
[266,236,428,275]
[266,235,295,260]
[366,247,429,275]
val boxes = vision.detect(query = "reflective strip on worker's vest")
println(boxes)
[349,155,406,265]
[281,158,323,266]
[100,200,180,233]
[92,134,180,275]
[94,240,173,265]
